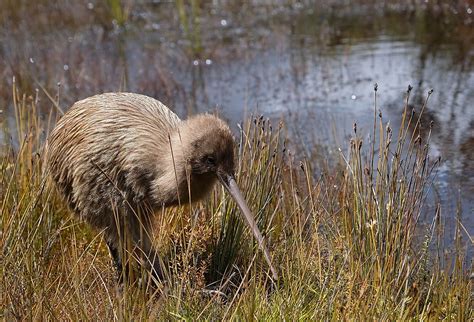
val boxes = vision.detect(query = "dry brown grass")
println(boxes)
[1,84,472,320]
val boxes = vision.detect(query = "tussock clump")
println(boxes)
[1,84,472,320]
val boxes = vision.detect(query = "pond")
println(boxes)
[1,1,472,252]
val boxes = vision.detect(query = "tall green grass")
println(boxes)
[0,84,472,319]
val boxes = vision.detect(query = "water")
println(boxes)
[0,1,472,249]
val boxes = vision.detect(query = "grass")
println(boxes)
[0,83,472,320]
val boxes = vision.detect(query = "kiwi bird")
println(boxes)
[45,92,277,284]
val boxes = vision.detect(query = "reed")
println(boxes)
[0,83,471,319]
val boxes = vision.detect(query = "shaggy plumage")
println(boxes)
[45,93,234,282]
[45,92,277,285]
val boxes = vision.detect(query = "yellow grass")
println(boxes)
[1,84,472,320]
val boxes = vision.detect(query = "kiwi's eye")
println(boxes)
[205,155,216,166]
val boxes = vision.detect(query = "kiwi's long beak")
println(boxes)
[218,173,278,281]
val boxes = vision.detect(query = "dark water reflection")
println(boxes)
[1,1,472,249]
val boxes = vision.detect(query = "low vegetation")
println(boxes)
[1,84,472,320]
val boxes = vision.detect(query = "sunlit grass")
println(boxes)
[0,83,472,320]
